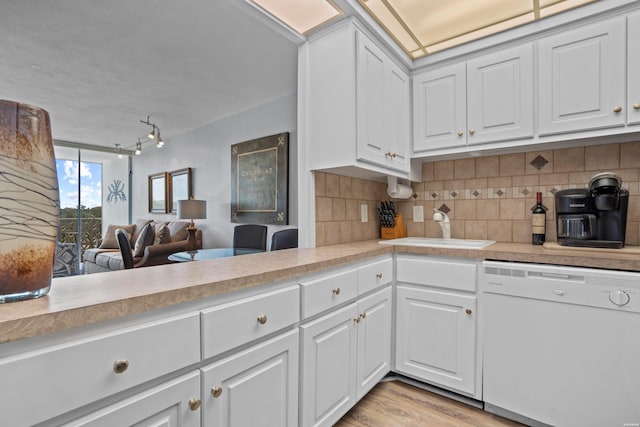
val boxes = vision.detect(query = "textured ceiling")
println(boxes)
[0,0,299,150]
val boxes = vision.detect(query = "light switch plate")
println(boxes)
[361,204,368,222]
[413,205,424,222]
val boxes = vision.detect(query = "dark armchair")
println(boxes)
[270,229,298,251]
[233,224,267,255]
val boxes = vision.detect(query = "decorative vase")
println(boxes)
[0,100,59,303]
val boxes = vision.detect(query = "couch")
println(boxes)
[83,219,202,274]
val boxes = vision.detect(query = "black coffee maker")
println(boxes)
[555,172,629,248]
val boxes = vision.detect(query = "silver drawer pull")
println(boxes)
[332,288,341,295]
[257,314,267,325]
[376,273,383,279]
[113,359,129,374]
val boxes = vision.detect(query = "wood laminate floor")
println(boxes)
[335,380,525,427]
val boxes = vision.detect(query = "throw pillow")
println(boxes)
[153,223,171,245]
[130,218,153,246]
[133,223,155,258]
[99,224,136,249]
[166,221,189,242]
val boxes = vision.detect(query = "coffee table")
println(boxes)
[168,248,263,262]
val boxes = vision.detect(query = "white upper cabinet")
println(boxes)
[466,44,534,145]
[305,20,411,176]
[413,63,467,151]
[537,17,626,135]
[628,11,640,126]
[413,44,533,153]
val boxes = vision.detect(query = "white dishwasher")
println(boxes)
[481,261,640,427]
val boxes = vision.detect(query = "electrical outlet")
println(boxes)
[361,204,368,222]
[413,205,424,222]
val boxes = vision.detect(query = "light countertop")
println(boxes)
[2,240,639,344]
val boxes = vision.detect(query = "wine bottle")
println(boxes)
[531,192,547,245]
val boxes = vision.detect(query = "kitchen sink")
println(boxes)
[379,237,495,249]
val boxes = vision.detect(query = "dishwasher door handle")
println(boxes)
[528,271,584,281]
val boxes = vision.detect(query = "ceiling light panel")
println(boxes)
[252,0,342,34]
[358,0,596,58]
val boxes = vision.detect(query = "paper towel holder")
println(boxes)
[387,176,416,199]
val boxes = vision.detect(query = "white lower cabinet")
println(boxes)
[395,286,477,397]
[356,287,392,399]
[201,329,299,427]
[394,255,480,399]
[64,372,201,427]
[300,287,392,427]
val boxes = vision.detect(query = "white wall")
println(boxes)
[131,94,297,248]
[101,156,130,232]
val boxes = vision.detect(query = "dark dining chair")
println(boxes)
[116,228,135,269]
[270,229,298,251]
[233,224,267,255]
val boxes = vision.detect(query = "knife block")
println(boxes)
[381,213,407,239]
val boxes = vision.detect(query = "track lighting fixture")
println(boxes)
[140,115,164,148]
[115,143,124,159]
[135,116,166,154]
[156,130,164,148]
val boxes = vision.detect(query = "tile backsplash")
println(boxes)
[315,140,640,247]
[314,172,387,246]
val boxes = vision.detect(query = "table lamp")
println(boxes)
[177,199,207,252]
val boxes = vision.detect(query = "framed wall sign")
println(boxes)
[231,132,288,224]
[148,172,168,213]
[168,168,193,213]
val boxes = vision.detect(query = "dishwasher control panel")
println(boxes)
[482,261,640,313]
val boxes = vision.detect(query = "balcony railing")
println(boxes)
[58,217,102,259]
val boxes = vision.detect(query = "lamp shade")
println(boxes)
[177,199,207,220]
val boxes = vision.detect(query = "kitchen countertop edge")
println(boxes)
[2,240,639,344]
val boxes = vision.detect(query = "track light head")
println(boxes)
[135,140,142,155]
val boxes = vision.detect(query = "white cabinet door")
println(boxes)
[356,287,392,400]
[467,43,534,145]
[356,31,410,173]
[201,330,299,427]
[395,285,477,397]
[538,17,626,135]
[629,12,640,126]
[385,59,411,171]
[413,63,467,152]
[300,303,358,427]
[357,31,386,167]
[64,372,201,427]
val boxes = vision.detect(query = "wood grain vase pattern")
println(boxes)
[0,100,59,302]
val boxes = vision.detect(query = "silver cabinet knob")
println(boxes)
[613,106,622,113]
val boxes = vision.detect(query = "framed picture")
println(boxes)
[148,172,168,213]
[231,132,288,224]
[168,168,193,213]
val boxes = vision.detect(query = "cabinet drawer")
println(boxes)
[300,267,359,319]
[64,371,201,427]
[396,256,476,292]
[201,284,299,359]
[0,312,200,427]
[357,257,393,294]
